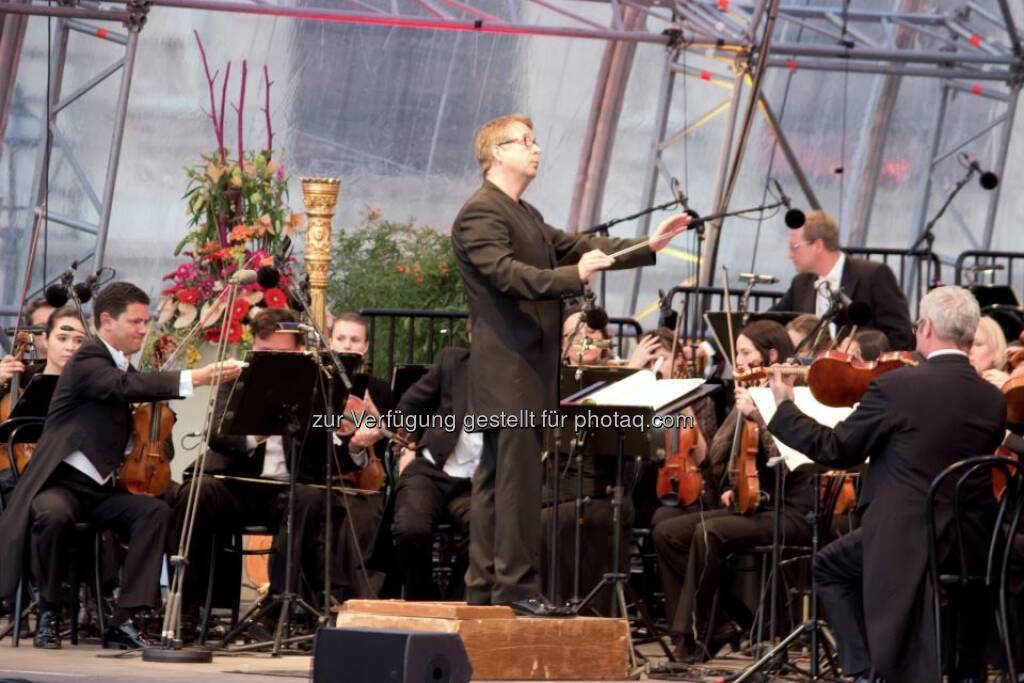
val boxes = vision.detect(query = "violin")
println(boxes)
[1003,374,1024,425]
[1,331,40,475]
[337,393,411,492]
[656,425,703,506]
[734,350,919,408]
[819,471,857,515]
[118,401,176,496]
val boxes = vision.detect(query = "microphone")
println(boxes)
[276,322,315,333]
[256,237,292,289]
[824,283,872,327]
[772,179,806,229]
[581,286,608,331]
[73,272,102,304]
[230,269,258,285]
[739,272,778,285]
[960,153,999,190]
[43,259,82,307]
[671,177,701,221]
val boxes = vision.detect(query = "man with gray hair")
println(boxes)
[771,210,914,351]
[765,285,1005,682]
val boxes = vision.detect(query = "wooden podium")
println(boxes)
[336,601,630,680]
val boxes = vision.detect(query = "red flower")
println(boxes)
[177,288,200,305]
[231,298,251,321]
[264,288,287,308]
[415,275,425,285]
[395,265,406,273]
[204,328,221,343]
[226,320,243,343]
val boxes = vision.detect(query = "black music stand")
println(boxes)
[559,382,719,668]
[216,351,321,656]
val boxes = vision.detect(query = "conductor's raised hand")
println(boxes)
[649,213,693,253]
[577,250,616,284]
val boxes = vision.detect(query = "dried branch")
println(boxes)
[218,61,232,164]
[262,65,274,154]
[237,59,248,167]
[193,31,225,161]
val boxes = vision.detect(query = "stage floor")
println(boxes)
[0,642,806,683]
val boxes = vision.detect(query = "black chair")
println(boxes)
[0,417,106,647]
[926,455,1022,682]
[199,524,275,646]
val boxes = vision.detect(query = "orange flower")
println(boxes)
[229,225,253,243]
[415,275,425,285]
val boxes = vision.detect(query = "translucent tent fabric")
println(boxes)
[2,0,1023,329]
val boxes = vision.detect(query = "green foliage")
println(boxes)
[327,210,468,374]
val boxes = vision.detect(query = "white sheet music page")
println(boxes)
[749,387,854,470]
[583,369,705,410]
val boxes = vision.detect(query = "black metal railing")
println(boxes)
[843,246,941,315]
[359,308,643,379]
[954,250,1024,292]
[663,285,786,341]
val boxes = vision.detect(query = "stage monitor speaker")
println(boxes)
[312,627,472,683]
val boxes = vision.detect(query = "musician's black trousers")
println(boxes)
[466,426,544,605]
[30,462,171,611]
[813,527,871,676]
[392,459,471,600]
[652,506,810,642]
[171,475,324,606]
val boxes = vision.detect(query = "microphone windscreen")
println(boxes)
[255,266,280,288]
[584,306,609,331]
[258,264,282,288]
[45,283,69,308]
[74,282,93,304]
[785,208,806,229]
[979,172,999,190]
[848,301,873,327]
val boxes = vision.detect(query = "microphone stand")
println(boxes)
[910,164,977,289]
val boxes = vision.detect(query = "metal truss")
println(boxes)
[2,0,1022,319]
[0,0,149,319]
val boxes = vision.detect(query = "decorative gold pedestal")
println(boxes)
[301,177,341,331]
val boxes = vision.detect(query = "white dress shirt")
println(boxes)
[814,252,847,318]
[422,428,483,480]
[63,337,193,485]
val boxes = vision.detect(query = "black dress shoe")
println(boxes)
[695,620,744,662]
[509,595,573,618]
[34,610,61,649]
[103,619,150,649]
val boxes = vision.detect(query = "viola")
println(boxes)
[1003,374,1024,425]
[734,350,919,408]
[656,420,703,507]
[728,412,761,514]
[0,331,39,475]
[118,401,176,496]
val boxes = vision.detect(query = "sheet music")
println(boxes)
[749,387,854,470]
[582,369,704,410]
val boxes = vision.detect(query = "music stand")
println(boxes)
[559,382,719,668]
[216,351,321,655]
[391,363,430,404]
[6,373,58,419]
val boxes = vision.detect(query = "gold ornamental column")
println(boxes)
[301,177,341,331]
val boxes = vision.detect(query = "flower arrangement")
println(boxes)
[148,32,303,369]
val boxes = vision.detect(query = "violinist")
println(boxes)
[766,286,1006,682]
[651,319,815,663]
[171,307,331,633]
[0,282,241,650]
[327,312,393,598]
[24,297,56,358]
[1,307,88,491]
[785,313,833,357]
[969,315,1009,388]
